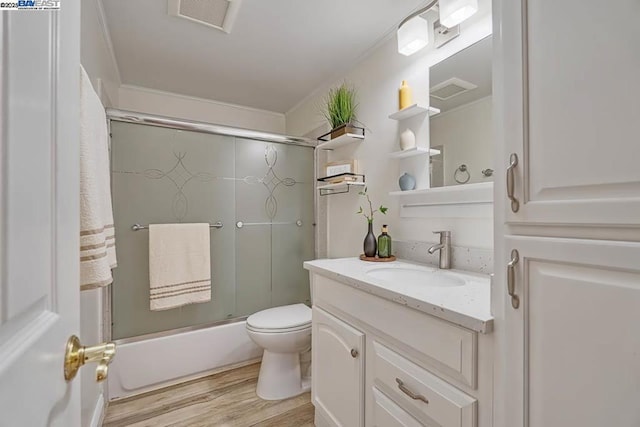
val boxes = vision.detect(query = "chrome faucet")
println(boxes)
[428,231,451,269]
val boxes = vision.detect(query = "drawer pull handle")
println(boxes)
[506,153,520,212]
[350,348,359,358]
[507,249,520,309]
[396,378,429,404]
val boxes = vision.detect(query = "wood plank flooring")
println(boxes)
[103,363,314,427]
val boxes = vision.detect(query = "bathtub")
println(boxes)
[108,320,262,399]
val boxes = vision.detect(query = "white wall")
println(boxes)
[286,3,493,254]
[118,85,286,134]
[431,96,494,186]
[81,0,120,107]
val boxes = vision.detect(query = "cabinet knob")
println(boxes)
[350,348,359,358]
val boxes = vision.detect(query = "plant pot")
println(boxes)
[330,123,364,140]
[363,222,377,257]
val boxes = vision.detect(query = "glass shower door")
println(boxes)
[234,138,313,316]
[109,121,313,340]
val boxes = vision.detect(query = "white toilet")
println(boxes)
[246,303,312,400]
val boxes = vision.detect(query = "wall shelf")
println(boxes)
[317,126,365,150]
[389,146,441,159]
[318,181,366,196]
[388,182,494,219]
[388,104,440,121]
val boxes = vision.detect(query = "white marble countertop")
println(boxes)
[304,257,493,333]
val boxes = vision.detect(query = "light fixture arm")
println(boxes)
[399,0,439,28]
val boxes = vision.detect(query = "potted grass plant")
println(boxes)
[322,82,363,139]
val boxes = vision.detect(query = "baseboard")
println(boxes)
[89,393,105,427]
[314,410,333,427]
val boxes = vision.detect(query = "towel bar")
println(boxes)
[131,222,223,231]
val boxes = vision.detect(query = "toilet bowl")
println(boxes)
[246,303,312,400]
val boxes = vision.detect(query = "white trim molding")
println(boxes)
[89,393,105,427]
[119,84,286,119]
[390,182,493,218]
[95,0,121,83]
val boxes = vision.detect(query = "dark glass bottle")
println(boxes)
[377,224,392,258]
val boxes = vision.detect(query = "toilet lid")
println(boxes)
[246,303,311,331]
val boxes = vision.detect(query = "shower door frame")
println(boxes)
[104,109,317,345]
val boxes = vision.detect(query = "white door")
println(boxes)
[501,0,640,226]
[503,237,640,427]
[312,306,365,427]
[0,2,82,426]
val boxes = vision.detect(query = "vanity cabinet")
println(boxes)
[310,273,493,427]
[495,0,640,426]
[312,306,365,427]
[500,0,640,228]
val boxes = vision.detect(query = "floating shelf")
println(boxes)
[389,147,441,159]
[316,132,364,150]
[388,182,494,197]
[388,104,440,121]
[317,125,365,150]
[318,181,366,196]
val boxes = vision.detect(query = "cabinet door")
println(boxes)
[500,0,640,226]
[313,306,365,427]
[503,236,640,427]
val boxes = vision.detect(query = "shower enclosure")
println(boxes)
[106,111,315,397]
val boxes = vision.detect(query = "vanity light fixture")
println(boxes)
[439,0,478,28]
[397,0,478,55]
[397,14,430,56]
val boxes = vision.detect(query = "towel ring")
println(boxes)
[454,164,470,184]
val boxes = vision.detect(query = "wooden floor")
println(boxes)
[103,363,314,427]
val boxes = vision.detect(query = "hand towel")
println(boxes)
[80,66,117,290]
[149,223,211,311]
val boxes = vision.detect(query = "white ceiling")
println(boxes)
[429,35,492,112]
[102,0,425,113]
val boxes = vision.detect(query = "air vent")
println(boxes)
[430,77,477,100]
[168,0,242,34]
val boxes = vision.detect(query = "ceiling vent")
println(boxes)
[430,77,477,100]
[168,0,242,34]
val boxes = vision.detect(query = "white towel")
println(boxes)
[80,66,117,290]
[149,224,211,311]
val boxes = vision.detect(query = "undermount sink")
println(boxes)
[366,267,466,287]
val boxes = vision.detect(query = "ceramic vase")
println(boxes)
[363,222,377,257]
[399,129,416,151]
[399,172,416,191]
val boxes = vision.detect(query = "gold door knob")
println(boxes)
[64,335,116,382]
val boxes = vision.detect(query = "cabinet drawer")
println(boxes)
[314,275,477,387]
[371,341,476,427]
[373,387,424,427]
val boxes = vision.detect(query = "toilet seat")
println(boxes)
[246,303,311,333]
[246,323,311,334]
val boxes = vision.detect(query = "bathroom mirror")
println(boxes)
[429,36,493,188]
